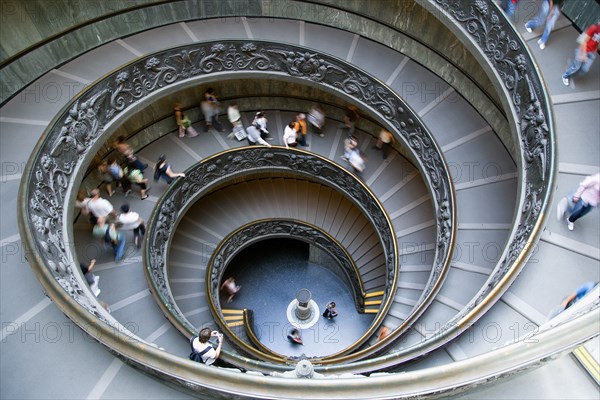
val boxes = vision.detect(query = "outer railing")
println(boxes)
[14,0,595,396]
[312,0,560,371]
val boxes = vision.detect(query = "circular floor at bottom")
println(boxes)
[223,238,375,358]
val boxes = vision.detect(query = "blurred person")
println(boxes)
[348,148,366,175]
[524,0,563,50]
[80,258,101,296]
[124,166,150,200]
[113,135,147,171]
[226,102,247,141]
[220,277,241,303]
[246,124,272,147]
[562,22,600,86]
[75,190,93,223]
[293,113,308,147]
[341,105,359,136]
[374,129,394,160]
[201,88,225,132]
[322,301,338,319]
[118,203,146,249]
[180,113,199,138]
[154,154,185,184]
[556,173,599,231]
[287,328,303,345]
[377,326,390,342]
[502,0,519,20]
[108,157,132,196]
[308,104,326,137]
[548,281,597,319]
[174,103,186,138]
[87,189,116,224]
[253,111,271,140]
[227,102,242,129]
[342,135,358,161]
[92,217,126,262]
[97,160,114,197]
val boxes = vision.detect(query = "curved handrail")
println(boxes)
[145,148,397,364]
[307,0,559,372]
[14,2,597,396]
[209,218,366,308]
[19,37,453,372]
[1,0,503,128]
[206,218,369,360]
[241,309,283,357]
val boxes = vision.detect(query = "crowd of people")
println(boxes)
[169,87,390,179]
[73,7,599,367]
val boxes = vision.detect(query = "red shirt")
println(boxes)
[584,24,600,53]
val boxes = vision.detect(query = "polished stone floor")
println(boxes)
[223,238,375,358]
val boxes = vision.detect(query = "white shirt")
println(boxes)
[349,150,365,172]
[87,197,114,218]
[118,211,141,230]
[227,106,241,123]
[246,125,270,146]
[253,116,268,134]
[283,125,297,146]
[192,338,217,366]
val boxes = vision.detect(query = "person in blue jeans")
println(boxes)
[502,0,519,20]
[93,217,127,262]
[557,173,600,231]
[562,23,600,86]
[106,223,127,262]
[548,281,597,319]
[524,0,563,50]
[567,173,599,231]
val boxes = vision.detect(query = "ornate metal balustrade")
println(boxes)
[19,38,454,373]
[205,218,368,360]
[311,0,558,372]
[208,218,365,309]
[211,218,367,308]
[15,0,594,397]
[145,148,397,364]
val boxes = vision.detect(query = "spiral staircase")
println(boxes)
[1,1,599,399]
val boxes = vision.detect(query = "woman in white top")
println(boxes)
[253,111,270,139]
[118,203,146,249]
[283,122,298,148]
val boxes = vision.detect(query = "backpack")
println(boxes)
[103,226,114,245]
[108,164,122,179]
[129,169,143,183]
[188,335,212,363]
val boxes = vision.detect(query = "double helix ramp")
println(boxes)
[3,1,599,398]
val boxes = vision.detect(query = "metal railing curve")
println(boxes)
[19,39,453,382]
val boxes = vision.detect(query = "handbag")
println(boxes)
[233,125,247,141]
